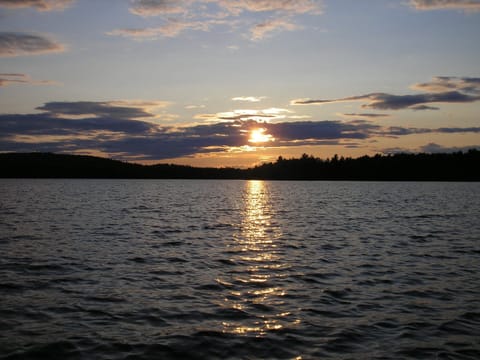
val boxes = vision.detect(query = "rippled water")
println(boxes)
[1,179,479,359]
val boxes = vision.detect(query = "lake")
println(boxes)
[1,179,479,359]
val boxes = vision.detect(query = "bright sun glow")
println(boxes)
[249,128,274,143]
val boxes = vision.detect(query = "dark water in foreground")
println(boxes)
[1,180,479,359]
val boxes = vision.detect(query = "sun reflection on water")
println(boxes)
[220,180,299,336]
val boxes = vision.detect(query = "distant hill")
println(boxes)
[0,153,243,179]
[1,151,479,180]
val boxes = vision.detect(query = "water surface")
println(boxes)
[1,180,479,359]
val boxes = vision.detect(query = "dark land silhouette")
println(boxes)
[1,150,479,180]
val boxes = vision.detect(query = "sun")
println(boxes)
[249,128,274,143]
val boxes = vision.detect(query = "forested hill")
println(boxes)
[1,151,479,181]
[0,153,243,179]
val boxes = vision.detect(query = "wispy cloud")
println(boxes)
[0,0,74,11]
[107,19,224,39]
[0,73,58,87]
[218,0,321,15]
[129,0,190,16]
[111,0,323,41]
[0,32,65,57]
[409,105,440,111]
[195,108,290,122]
[250,17,298,40]
[341,113,390,118]
[411,76,480,94]
[292,76,480,110]
[232,96,266,102]
[185,104,206,109]
[409,0,480,11]
[130,0,322,17]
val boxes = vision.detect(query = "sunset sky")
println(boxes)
[1,0,479,167]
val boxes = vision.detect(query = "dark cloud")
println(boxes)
[0,0,74,11]
[292,76,480,110]
[412,76,480,94]
[0,113,155,137]
[409,0,480,11]
[383,143,480,155]
[0,73,28,86]
[383,126,480,137]
[370,91,480,110]
[2,100,480,161]
[91,120,376,159]
[419,143,480,153]
[0,32,65,57]
[292,91,480,110]
[265,121,379,142]
[383,126,430,136]
[409,105,439,111]
[342,113,390,118]
[129,0,187,16]
[37,101,156,119]
[436,127,480,133]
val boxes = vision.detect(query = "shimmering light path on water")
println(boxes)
[0,180,479,359]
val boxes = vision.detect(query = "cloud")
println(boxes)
[292,92,480,110]
[36,100,169,120]
[113,22,204,39]
[129,0,190,16]
[292,76,480,110]
[195,108,291,122]
[264,120,378,143]
[120,0,323,40]
[0,113,156,139]
[250,17,298,40]
[341,113,390,118]
[185,104,206,109]
[0,32,65,57]
[213,0,322,15]
[108,19,223,39]
[0,73,57,87]
[383,126,480,136]
[411,76,480,94]
[436,126,480,133]
[419,142,480,153]
[408,0,480,11]
[130,0,322,17]
[384,142,480,154]
[409,105,440,111]
[232,96,266,102]
[0,0,74,11]
[1,115,371,159]
[3,100,479,161]
[111,16,300,41]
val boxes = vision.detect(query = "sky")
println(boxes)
[1,0,479,167]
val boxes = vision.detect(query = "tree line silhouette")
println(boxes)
[1,150,479,180]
